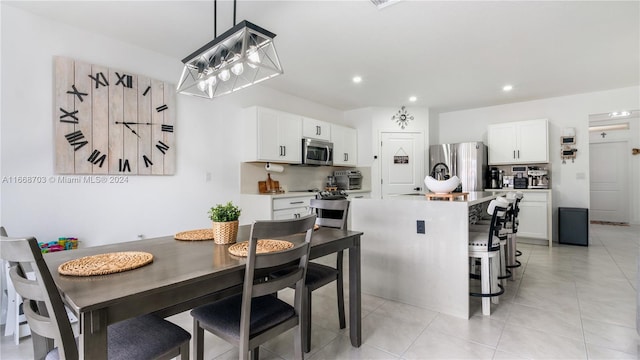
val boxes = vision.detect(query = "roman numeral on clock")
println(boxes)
[142,155,153,168]
[156,104,168,112]
[119,159,131,172]
[59,108,79,123]
[87,149,106,167]
[88,72,108,88]
[161,124,174,133]
[156,141,170,154]
[115,72,133,88]
[64,130,88,151]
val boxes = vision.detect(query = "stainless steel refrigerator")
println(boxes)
[429,142,487,192]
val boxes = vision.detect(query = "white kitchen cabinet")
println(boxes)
[239,194,314,223]
[517,190,552,246]
[488,119,548,164]
[243,106,302,164]
[331,124,357,167]
[302,117,331,141]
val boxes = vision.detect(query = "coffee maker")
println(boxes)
[527,168,549,189]
[489,167,501,189]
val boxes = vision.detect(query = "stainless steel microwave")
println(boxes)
[302,138,333,166]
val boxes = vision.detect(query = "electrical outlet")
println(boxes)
[416,220,425,234]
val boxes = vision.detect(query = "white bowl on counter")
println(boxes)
[424,175,461,194]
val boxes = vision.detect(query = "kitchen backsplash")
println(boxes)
[240,163,371,194]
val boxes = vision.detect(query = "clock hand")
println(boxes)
[115,121,155,125]
[122,123,141,138]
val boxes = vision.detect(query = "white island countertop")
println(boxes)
[390,191,506,206]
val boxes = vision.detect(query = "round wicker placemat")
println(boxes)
[174,229,215,241]
[228,239,294,257]
[58,251,153,276]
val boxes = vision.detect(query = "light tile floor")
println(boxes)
[1,224,638,359]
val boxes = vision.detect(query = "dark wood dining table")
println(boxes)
[43,225,363,360]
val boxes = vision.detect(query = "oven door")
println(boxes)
[303,139,333,165]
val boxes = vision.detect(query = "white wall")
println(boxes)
[436,86,640,230]
[345,106,430,198]
[0,5,342,246]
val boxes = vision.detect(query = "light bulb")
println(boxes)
[231,62,244,76]
[197,80,207,92]
[218,69,231,82]
[247,47,260,68]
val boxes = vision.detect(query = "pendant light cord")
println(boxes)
[213,0,237,37]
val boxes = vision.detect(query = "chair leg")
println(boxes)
[480,256,491,316]
[250,346,259,360]
[336,271,346,329]
[490,257,500,305]
[293,323,304,360]
[193,319,205,360]
[179,341,189,360]
[303,288,312,353]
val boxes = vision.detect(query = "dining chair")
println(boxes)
[0,234,191,360]
[190,214,317,360]
[301,198,349,352]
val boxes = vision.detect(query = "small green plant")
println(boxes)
[208,201,242,222]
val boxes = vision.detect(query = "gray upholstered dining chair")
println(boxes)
[0,234,191,360]
[190,214,317,360]
[301,199,349,352]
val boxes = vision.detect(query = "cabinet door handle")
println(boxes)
[517,150,520,158]
[344,153,348,162]
[282,146,286,157]
[513,150,516,159]
[279,146,284,156]
[290,201,304,204]
[316,126,321,136]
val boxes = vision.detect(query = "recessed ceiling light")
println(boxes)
[609,111,631,118]
[352,76,362,84]
[502,85,513,92]
[409,96,417,102]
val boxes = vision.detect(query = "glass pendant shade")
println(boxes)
[177,20,283,99]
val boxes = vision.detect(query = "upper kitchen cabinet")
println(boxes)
[302,117,331,141]
[243,106,302,164]
[488,119,549,164]
[331,124,357,167]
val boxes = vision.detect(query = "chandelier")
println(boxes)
[177,0,283,99]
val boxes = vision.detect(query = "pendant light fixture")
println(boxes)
[177,0,283,99]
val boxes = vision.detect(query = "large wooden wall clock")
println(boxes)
[54,56,175,175]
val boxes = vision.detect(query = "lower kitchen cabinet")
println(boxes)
[239,194,314,223]
[517,190,552,246]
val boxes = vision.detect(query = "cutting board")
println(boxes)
[258,174,283,193]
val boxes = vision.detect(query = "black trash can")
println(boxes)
[558,207,589,246]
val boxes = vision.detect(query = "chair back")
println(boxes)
[309,199,350,230]
[486,198,510,249]
[0,235,78,360]
[239,214,316,345]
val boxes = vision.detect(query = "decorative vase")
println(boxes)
[212,220,239,244]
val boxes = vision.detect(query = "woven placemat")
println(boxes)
[174,229,215,241]
[228,239,294,257]
[58,251,153,276]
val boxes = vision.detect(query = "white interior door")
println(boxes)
[380,132,424,198]
[589,141,629,223]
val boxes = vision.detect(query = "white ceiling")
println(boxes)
[6,0,640,112]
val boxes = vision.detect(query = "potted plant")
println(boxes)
[208,201,242,244]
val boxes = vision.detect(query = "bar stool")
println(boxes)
[504,192,524,280]
[469,199,512,285]
[468,198,509,315]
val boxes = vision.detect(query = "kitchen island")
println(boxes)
[351,191,504,319]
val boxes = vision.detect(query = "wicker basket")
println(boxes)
[212,220,239,244]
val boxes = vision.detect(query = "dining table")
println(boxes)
[43,225,363,360]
